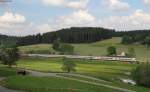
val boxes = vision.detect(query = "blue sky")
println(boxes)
[0,0,150,36]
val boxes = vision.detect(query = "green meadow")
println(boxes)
[1,76,118,92]
[1,37,150,92]
[0,65,17,77]
[19,37,150,62]
[17,57,136,81]
[1,58,150,92]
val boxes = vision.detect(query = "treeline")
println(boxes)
[118,30,150,46]
[42,27,114,43]
[0,34,17,41]
[1,28,150,46]
[114,30,150,37]
[17,27,114,46]
[0,34,18,47]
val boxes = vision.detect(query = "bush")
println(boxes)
[59,44,74,55]
[107,46,116,56]
[132,63,150,87]
[121,35,133,44]
[52,38,61,51]
[0,46,19,67]
[61,58,76,73]
[52,38,74,55]
[127,47,136,58]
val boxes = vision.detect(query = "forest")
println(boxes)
[0,27,114,46]
[0,27,150,46]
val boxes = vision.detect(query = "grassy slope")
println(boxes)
[19,44,55,54]
[15,58,150,92]
[0,61,150,92]
[19,37,150,62]
[58,74,150,92]
[13,38,150,92]
[17,58,136,81]
[2,76,118,92]
[0,65,17,77]
[0,64,119,92]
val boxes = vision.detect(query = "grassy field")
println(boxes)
[0,63,118,92]
[1,76,119,92]
[0,65,17,77]
[58,74,150,92]
[17,58,137,81]
[0,62,127,92]
[1,58,150,92]
[19,37,150,62]
[1,37,150,92]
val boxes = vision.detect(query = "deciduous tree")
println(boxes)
[61,58,76,73]
[107,46,117,56]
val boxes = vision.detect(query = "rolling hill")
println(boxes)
[19,37,150,62]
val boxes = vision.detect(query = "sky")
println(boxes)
[0,0,150,36]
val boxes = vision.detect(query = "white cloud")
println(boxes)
[42,0,65,6]
[104,0,130,11]
[99,9,150,31]
[0,12,56,36]
[0,12,29,36]
[0,12,26,23]
[67,0,89,9]
[34,23,52,33]
[41,0,89,9]
[52,10,96,29]
[143,0,150,4]
[0,12,53,36]
[2,9,150,36]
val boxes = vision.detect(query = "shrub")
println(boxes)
[59,44,74,55]
[107,46,116,56]
[61,58,76,73]
[132,63,150,87]
[52,38,61,51]
[127,47,136,58]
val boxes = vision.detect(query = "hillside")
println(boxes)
[2,59,150,92]
[19,37,150,62]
